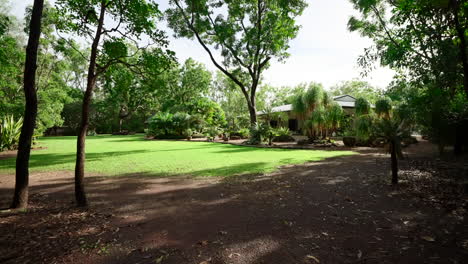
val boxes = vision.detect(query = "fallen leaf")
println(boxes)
[228,253,241,258]
[155,255,164,263]
[306,255,320,263]
[421,236,435,242]
[198,240,209,246]
[199,258,212,264]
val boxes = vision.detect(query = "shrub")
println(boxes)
[87,130,97,136]
[230,128,249,139]
[184,128,193,138]
[191,133,205,139]
[245,123,269,145]
[0,115,23,151]
[297,139,311,145]
[273,127,295,142]
[265,126,279,146]
[342,136,356,147]
[205,126,220,138]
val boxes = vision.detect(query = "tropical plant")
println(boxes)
[326,103,344,136]
[354,114,374,142]
[273,127,295,142]
[374,113,411,184]
[307,106,327,138]
[147,112,174,137]
[0,115,23,151]
[292,93,307,122]
[246,122,268,145]
[355,97,371,116]
[303,83,323,114]
[264,126,278,146]
[375,98,392,118]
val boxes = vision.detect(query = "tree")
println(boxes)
[10,0,44,209]
[348,0,468,155]
[0,2,25,119]
[156,58,212,110]
[329,80,381,103]
[209,72,250,130]
[55,0,169,207]
[167,0,307,125]
[374,106,411,185]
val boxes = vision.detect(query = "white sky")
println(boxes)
[9,0,395,90]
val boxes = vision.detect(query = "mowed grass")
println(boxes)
[0,135,356,177]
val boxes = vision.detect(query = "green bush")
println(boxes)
[0,115,23,151]
[273,127,295,142]
[205,126,220,138]
[246,123,268,145]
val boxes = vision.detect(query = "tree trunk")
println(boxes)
[10,0,44,209]
[74,1,106,207]
[119,118,123,132]
[248,104,257,125]
[390,140,398,185]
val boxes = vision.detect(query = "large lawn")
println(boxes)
[0,135,356,177]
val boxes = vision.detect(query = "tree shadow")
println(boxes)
[0,149,153,171]
[0,143,466,264]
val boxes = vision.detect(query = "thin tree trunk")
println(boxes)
[390,140,398,185]
[74,1,106,207]
[10,0,44,209]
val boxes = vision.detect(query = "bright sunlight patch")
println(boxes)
[0,135,356,177]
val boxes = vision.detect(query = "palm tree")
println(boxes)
[355,97,371,116]
[354,97,373,142]
[374,115,410,184]
[303,83,323,115]
[326,103,344,136]
[292,93,307,132]
[309,106,327,138]
[375,98,392,119]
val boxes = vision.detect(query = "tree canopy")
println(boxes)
[166,0,307,124]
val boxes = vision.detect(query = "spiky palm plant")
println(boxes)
[374,115,410,184]
[309,106,327,138]
[0,115,23,151]
[292,93,307,128]
[322,91,333,108]
[375,98,392,119]
[303,83,323,114]
[326,103,344,135]
[355,97,371,116]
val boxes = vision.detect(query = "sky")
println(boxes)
[9,0,395,90]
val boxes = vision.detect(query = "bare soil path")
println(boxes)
[0,141,467,264]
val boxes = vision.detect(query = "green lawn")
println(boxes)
[0,135,356,177]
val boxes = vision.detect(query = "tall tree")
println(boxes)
[167,0,307,125]
[349,0,468,155]
[10,0,44,209]
[55,0,169,206]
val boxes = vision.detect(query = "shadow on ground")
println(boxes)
[0,141,467,264]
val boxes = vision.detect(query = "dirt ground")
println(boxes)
[0,140,467,264]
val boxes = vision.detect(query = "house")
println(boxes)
[256,95,357,132]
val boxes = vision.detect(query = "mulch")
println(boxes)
[0,140,467,264]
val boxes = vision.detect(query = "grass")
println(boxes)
[0,135,356,177]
